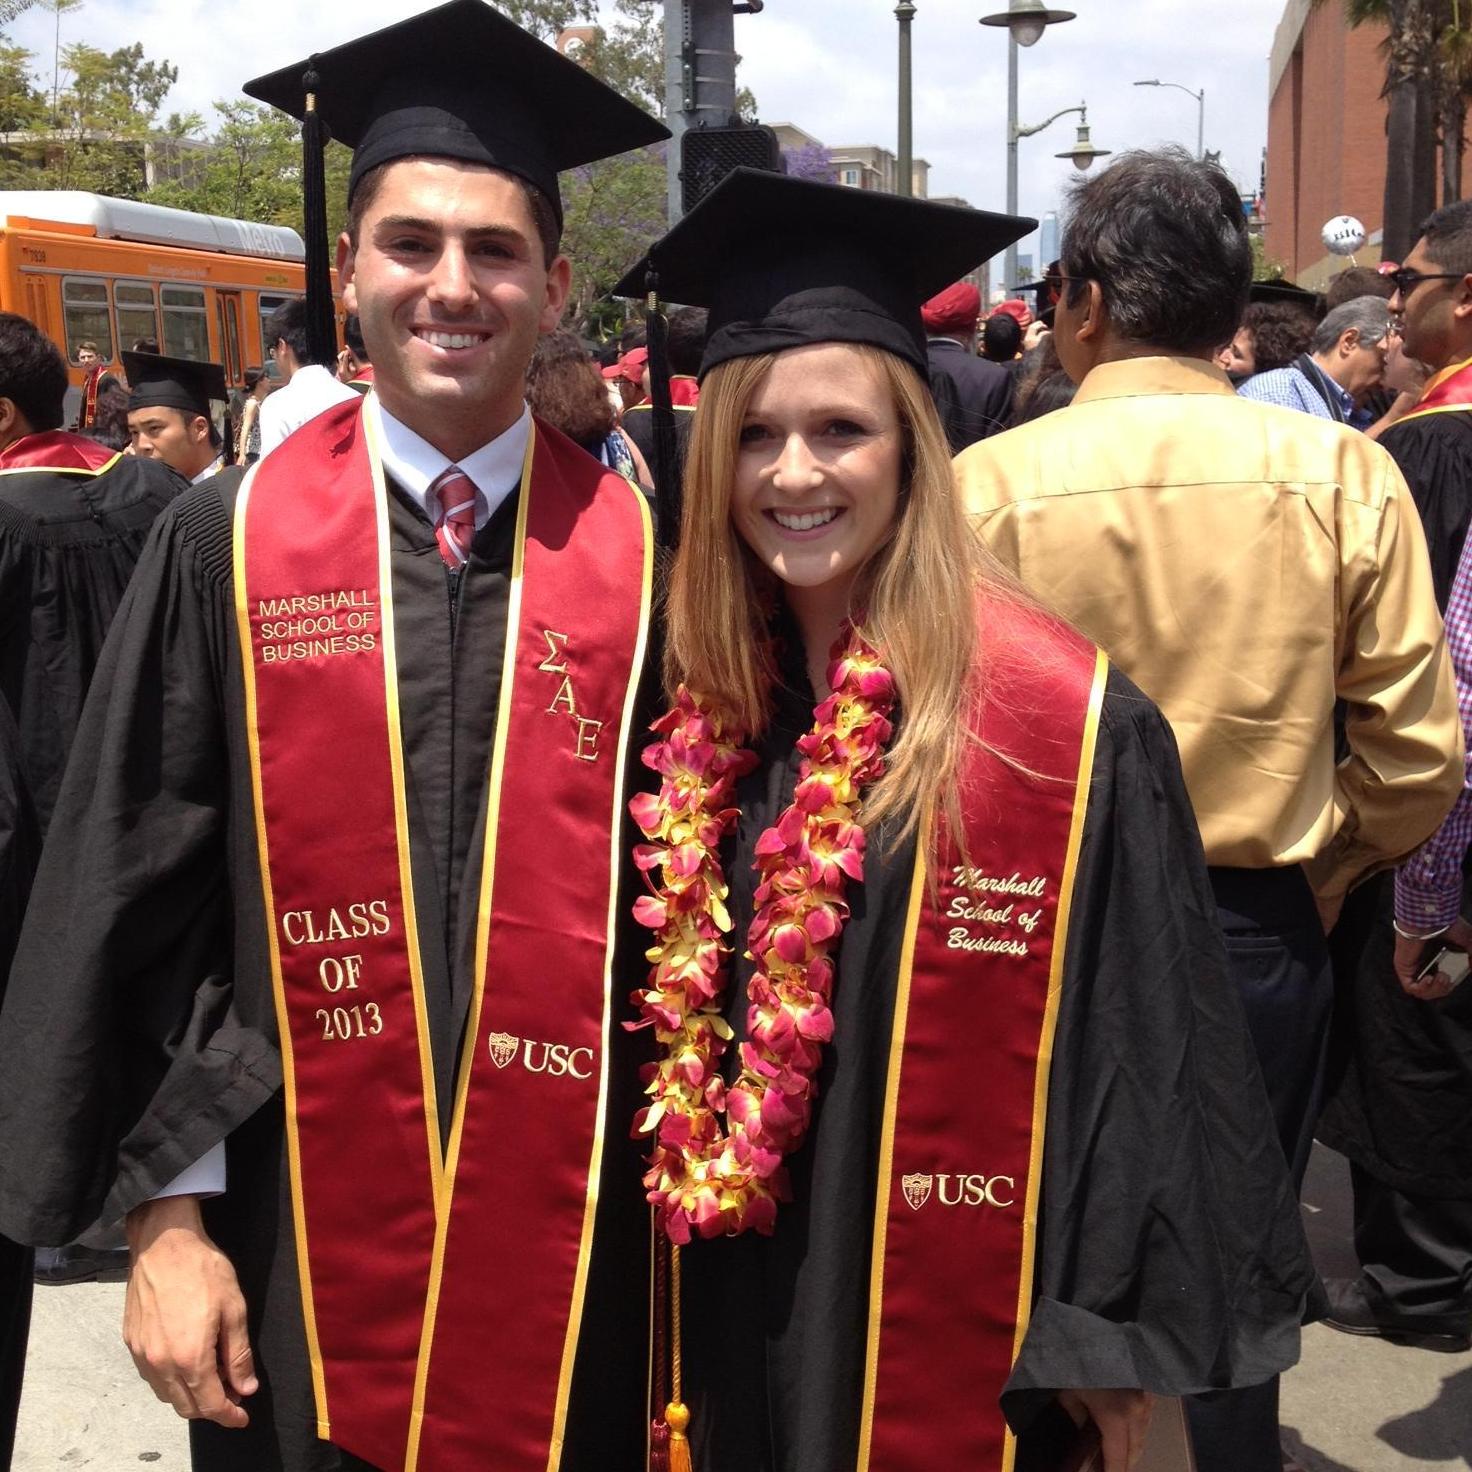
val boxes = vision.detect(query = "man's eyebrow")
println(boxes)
[372,213,530,242]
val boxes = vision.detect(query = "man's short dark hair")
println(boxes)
[345,159,562,270]
[1418,199,1472,276]
[666,307,708,377]
[619,322,647,354]
[1060,147,1251,355]
[981,314,1021,362]
[0,312,67,431]
[264,298,321,367]
[1324,265,1394,311]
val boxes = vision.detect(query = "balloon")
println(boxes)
[1321,215,1367,256]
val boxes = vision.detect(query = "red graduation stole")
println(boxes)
[857,599,1106,1471]
[1399,352,1472,425]
[234,399,653,1471]
[0,429,117,472]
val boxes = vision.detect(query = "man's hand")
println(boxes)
[123,1194,256,1428]
[1393,917,1472,1001]
[1058,1388,1154,1472]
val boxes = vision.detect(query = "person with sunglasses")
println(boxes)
[1319,199,1472,1357]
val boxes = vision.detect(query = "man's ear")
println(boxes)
[1340,329,1360,358]
[0,398,22,444]
[1454,273,1472,323]
[337,232,357,316]
[540,253,573,333]
[1075,279,1106,343]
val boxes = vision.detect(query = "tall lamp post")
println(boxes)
[980,0,1077,291]
[896,2,916,197]
[1133,78,1205,161]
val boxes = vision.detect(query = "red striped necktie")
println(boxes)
[428,465,479,569]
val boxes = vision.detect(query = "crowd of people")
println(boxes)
[0,4,1466,1472]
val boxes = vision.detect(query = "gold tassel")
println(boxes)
[664,1398,692,1472]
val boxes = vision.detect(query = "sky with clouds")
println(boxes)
[5,0,1295,267]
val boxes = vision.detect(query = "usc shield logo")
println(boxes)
[901,1173,933,1211]
[488,1031,519,1069]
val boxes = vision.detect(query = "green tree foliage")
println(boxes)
[0,40,43,132]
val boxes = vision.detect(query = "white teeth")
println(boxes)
[772,507,840,531]
[419,330,485,349]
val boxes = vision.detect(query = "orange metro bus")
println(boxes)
[0,190,342,420]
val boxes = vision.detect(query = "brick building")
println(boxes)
[1264,0,1465,286]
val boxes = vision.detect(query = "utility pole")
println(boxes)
[664,0,739,225]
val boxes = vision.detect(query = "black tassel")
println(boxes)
[300,60,338,368]
[645,269,681,551]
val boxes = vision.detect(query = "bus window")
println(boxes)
[115,282,159,354]
[258,292,299,379]
[161,284,209,361]
[62,278,112,362]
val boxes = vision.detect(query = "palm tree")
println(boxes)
[1318,0,1440,258]
[1437,0,1472,203]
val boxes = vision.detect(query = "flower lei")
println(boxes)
[629,626,896,1243]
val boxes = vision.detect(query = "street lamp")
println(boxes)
[980,0,1077,290]
[896,3,916,198]
[1133,78,1205,161]
[1051,104,1111,172]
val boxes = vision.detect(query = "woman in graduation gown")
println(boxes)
[621,170,1318,1472]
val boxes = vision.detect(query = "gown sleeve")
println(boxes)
[1001,671,1317,1430]
[1380,416,1472,611]
[0,483,280,1248]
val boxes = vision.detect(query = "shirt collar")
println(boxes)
[363,391,531,529]
[190,455,224,485]
[1072,355,1237,405]
[1304,356,1354,416]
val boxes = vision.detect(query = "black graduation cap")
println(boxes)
[1249,278,1322,314]
[243,0,669,222]
[613,169,1034,380]
[122,352,228,417]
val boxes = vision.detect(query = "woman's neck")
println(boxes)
[784,577,856,699]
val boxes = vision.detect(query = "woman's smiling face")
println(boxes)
[730,342,904,600]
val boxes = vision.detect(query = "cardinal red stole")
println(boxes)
[235,399,653,1471]
[1400,352,1472,424]
[858,599,1106,1472]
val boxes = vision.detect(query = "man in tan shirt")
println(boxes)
[957,148,1461,1472]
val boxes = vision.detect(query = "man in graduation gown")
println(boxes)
[0,6,668,1471]
[0,314,186,832]
[956,149,1460,1472]
[1318,198,1472,1347]
[124,352,234,485]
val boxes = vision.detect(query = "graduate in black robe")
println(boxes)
[1378,410,1472,610]
[617,168,1316,1472]
[0,465,661,1472]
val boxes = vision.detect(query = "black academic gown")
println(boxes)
[679,651,1316,1472]
[0,466,659,1472]
[1379,411,1472,610]
[0,694,38,1469]
[1319,409,1472,1199]
[0,452,184,833]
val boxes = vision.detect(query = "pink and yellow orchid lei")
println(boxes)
[629,626,896,1243]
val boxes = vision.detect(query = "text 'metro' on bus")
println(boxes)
[0,190,341,403]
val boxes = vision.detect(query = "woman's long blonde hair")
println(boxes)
[665,342,1026,841]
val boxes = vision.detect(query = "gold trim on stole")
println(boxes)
[856,833,930,1472]
[405,425,537,1471]
[855,644,1108,1472]
[233,461,330,1438]
[546,477,654,1470]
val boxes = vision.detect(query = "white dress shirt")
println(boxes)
[365,391,531,529]
[257,364,361,458]
[151,396,533,1204]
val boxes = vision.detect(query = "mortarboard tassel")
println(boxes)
[644,270,682,551]
[299,60,339,370]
